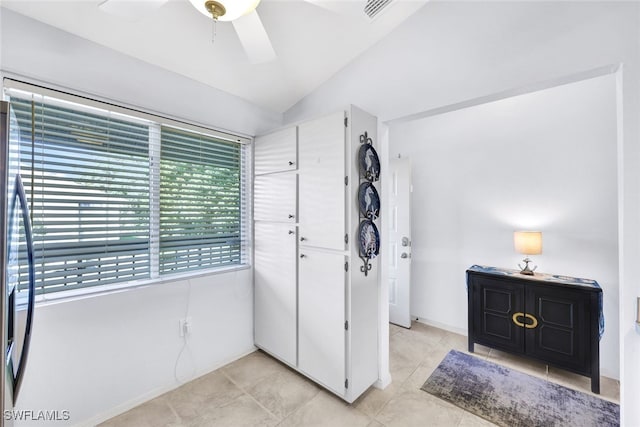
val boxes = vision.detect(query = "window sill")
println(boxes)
[34,264,252,307]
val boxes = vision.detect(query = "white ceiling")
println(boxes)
[2,0,428,113]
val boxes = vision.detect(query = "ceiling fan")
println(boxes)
[98,0,396,64]
[99,0,275,64]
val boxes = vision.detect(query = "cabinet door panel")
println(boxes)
[298,249,346,394]
[254,173,297,222]
[470,276,524,353]
[525,286,589,371]
[255,127,297,175]
[298,112,346,250]
[254,222,297,366]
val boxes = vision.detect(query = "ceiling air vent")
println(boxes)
[364,0,393,19]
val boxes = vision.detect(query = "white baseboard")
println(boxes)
[413,316,467,336]
[76,346,258,427]
[374,372,392,390]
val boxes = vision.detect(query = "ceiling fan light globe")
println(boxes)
[189,0,261,21]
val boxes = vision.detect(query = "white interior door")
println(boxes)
[388,157,412,328]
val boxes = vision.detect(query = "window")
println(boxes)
[6,84,249,295]
[159,127,244,274]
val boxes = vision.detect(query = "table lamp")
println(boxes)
[514,231,542,275]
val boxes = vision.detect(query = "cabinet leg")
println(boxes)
[591,374,600,394]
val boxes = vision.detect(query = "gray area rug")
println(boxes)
[421,350,619,427]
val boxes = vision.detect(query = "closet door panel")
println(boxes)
[254,173,297,223]
[298,112,346,250]
[254,222,297,366]
[298,248,346,394]
[254,127,297,175]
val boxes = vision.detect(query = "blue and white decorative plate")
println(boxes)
[358,144,381,182]
[358,219,380,259]
[358,182,380,220]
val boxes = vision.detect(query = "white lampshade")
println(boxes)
[514,231,542,255]
[189,0,261,21]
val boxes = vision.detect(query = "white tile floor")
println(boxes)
[101,322,619,426]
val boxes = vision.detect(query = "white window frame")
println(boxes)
[3,79,253,302]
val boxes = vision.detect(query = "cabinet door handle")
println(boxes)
[512,312,539,329]
[512,312,526,327]
[288,214,295,219]
[300,254,306,258]
[288,230,295,235]
[524,313,538,329]
[300,237,306,242]
[288,161,295,166]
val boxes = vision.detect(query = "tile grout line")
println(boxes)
[163,397,185,426]
[370,329,453,423]
[273,388,328,427]
[220,369,284,423]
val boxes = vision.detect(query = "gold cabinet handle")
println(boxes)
[512,312,525,327]
[512,312,539,329]
[524,313,538,329]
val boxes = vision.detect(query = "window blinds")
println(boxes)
[10,97,151,294]
[5,82,250,296]
[159,126,245,274]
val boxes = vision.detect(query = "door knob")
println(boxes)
[401,252,410,259]
[401,237,410,247]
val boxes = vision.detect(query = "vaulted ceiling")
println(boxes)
[2,0,428,112]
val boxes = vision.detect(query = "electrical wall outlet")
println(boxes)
[179,317,192,337]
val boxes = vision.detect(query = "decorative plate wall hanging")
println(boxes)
[358,219,380,275]
[358,182,380,220]
[358,144,381,182]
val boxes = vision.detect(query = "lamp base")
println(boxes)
[518,257,537,276]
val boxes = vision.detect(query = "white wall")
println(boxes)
[284,2,637,126]
[18,270,254,426]
[0,9,281,426]
[390,74,619,378]
[0,8,281,136]
[283,2,640,422]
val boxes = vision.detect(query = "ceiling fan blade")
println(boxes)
[98,0,169,21]
[232,10,277,65]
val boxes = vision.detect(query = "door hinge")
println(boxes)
[345,379,349,389]
[344,233,349,244]
[344,176,348,186]
[345,261,349,272]
[344,117,348,127]
[344,320,349,330]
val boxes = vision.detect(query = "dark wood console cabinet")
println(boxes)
[467,265,603,393]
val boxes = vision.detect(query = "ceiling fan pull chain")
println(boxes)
[211,15,217,44]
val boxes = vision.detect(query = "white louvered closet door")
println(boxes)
[298,247,346,394]
[254,222,297,366]
[298,111,346,251]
